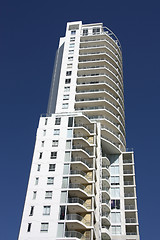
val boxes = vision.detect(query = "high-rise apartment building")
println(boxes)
[18,21,140,240]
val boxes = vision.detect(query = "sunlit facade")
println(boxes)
[18,21,140,240]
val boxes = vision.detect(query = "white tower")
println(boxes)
[18,21,140,240]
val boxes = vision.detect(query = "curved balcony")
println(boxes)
[75,97,125,123]
[78,64,123,88]
[71,157,93,169]
[101,212,111,226]
[76,88,124,115]
[73,135,95,146]
[101,225,111,240]
[65,231,82,239]
[69,183,92,197]
[72,145,94,157]
[102,156,110,166]
[67,197,92,212]
[102,199,110,212]
[74,123,94,135]
[69,170,93,183]
[102,176,110,188]
[76,80,124,106]
[66,214,92,229]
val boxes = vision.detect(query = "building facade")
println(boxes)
[18,21,140,240]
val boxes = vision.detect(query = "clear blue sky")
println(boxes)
[0,0,159,239]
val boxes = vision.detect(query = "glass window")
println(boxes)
[70,37,75,42]
[111,226,121,235]
[27,223,32,232]
[45,118,48,125]
[43,130,46,136]
[43,206,51,215]
[49,164,56,171]
[50,152,57,159]
[37,164,41,171]
[39,152,43,159]
[68,117,73,127]
[69,43,75,48]
[111,187,120,198]
[65,78,71,84]
[29,206,34,216]
[111,212,121,223]
[111,176,120,185]
[64,86,70,92]
[45,191,52,199]
[62,177,68,188]
[63,94,69,100]
[64,151,70,162]
[41,141,44,147]
[111,199,120,209]
[54,129,60,135]
[35,177,39,185]
[60,191,67,203]
[66,140,71,149]
[63,164,70,174]
[55,117,61,125]
[57,223,64,237]
[71,30,76,35]
[47,177,54,185]
[60,206,66,220]
[93,27,100,35]
[33,191,37,199]
[67,63,72,68]
[68,56,73,61]
[110,166,119,175]
[62,103,69,109]
[66,71,72,76]
[68,50,74,54]
[67,129,73,138]
[52,140,58,147]
[83,28,88,36]
[41,223,49,232]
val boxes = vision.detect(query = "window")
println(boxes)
[45,191,52,199]
[111,187,120,198]
[45,118,48,125]
[62,177,68,188]
[83,28,88,36]
[71,30,76,35]
[49,164,56,171]
[68,117,73,127]
[33,191,37,199]
[50,152,57,159]
[52,140,58,147]
[70,37,75,42]
[27,223,32,232]
[67,63,72,68]
[67,129,73,138]
[47,177,54,185]
[37,164,41,171]
[93,27,100,35]
[65,78,71,84]
[111,200,120,209]
[59,206,66,220]
[63,164,69,174]
[62,103,69,109]
[57,223,64,237]
[68,56,73,61]
[60,191,67,203]
[54,129,60,135]
[68,50,74,54]
[111,226,121,235]
[41,223,49,232]
[41,141,44,147]
[63,94,69,100]
[35,177,39,185]
[111,176,120,185]
[110,166,119,175]
[55,117,61,125]
[66,140,71,149]
[43,130,46,136]
[111,212,121,223]
[43,206,51,215]
[39,152,43,159]
[29,206,34,216]
[64,151,70,162]
[69,43,75,48]
[66,71,72,76]
[64,86,70,92]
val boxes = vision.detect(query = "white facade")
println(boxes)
[18,21,140,240]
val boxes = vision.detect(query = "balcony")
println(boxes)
[124,192,135,198]
[74,123,94,134]
[123,170,133,175]
[72,145,94,157]
[123,159,133,164]
[67,197,92,211]
[126,218,137,224]
[125,205,135,210]
[65,231,91,240]
[69,183,92,196]
[73,134,94,145]
[66,214,92,228]
[71,157,93,169]
[70,170,93,182]
[124,181,134,186]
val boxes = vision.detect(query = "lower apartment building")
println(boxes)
[18,21,140,240]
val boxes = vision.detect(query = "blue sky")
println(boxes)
[0,0,160,239]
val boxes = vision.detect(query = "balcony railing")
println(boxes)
[65,231,82,239]
[102,187,110,192]
[123,170,133,174]
[69,183,92,195]
[124,193,134,197]
[125,205,135,210]
[124,181,134,186]
[123,159,132,164]
[71,157,93,168]
[74,123,94,133]
[72,145,93,156]
[66,214,91,226]
[126,218,136,223]
[102,199,110,205]
[126,232,137,235]
[70,170,92,181]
